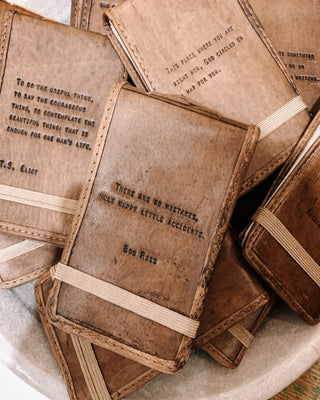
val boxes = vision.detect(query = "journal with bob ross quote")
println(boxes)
[104,0,311,194]
[0,0,124,246]
[48,81,259,374]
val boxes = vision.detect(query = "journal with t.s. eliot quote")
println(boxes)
[0,0,124,246]
[104,0,311,194]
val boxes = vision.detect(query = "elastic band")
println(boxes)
[0,240,45,264]
[257,96,307,141]
[253,207,320,287]
[71,336,112,400]
[228,323,254,348]
[52,263,199,338]
[0,184,78,214]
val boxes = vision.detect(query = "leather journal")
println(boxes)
[202,293,275,368]
[250,0,320,113]
[194,229,270,349]
[36,272,160,400]
[48,81,259,373]
[71,0,124,34]
[104,0,311,195]
[0,235,61,289]
[0,2,62,289]
[243,110,320,324]
[0,0,124,246]
[195,229,274,368]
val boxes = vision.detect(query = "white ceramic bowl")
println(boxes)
[1,1,320,399]
[0,280,320,400]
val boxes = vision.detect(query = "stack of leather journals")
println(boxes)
[0,0,319,398]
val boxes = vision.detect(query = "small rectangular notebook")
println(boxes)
[250,0,320,112]
[48,81,259,373]
[104,0,311,194]
[194,229,270,349]
[0,0,124,246]
[243,110,320,324]
[202,294,275,368]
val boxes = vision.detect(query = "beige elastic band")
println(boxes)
[71,336,112,400]
[52,263,199,338]
[257,96,307,141]
[228,323,254,348]
[253,207,320,287]
[0,240,45,264]
[0,184,78,214]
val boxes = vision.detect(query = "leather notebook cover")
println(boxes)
[250,0,320,113]
[0,235,61,289]
[243,111,320,324]
[0,1,124,246]
[35,272,159,400]
[194,229,269,349]
[202,294,275,368]
[104,0,311,195]
[0,3,62,289]
[71,0,125,34]
[48,81,259,373]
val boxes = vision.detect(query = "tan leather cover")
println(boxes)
[0,1,124,245]
[202,295,275,368]
[244,111,320,324]
[48,82,259,373]
[250,0,320,113]
[71,0,125,33]
[0,3,63,289]
[35,272,159,400]
[104,0,311,195]
[0,235,61,289]
[194,229,269,349]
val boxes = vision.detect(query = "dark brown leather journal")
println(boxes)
[250,0,320,113]
[36,272,159,400]
[48,81,259,373]
[0,1,124,246]
[202,294,275,368]
[104,0,311,195]
[194,229,269,349]
[71,0,124,33]
[243,111,320,324]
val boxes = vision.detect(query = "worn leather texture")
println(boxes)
[250,0,320,114]
[104,0,310,194]
[71,0,125,33]
[194,229,269,349]
[0,3,62,289]
[244,111,320,324]
[202,294,275,368]
[0,234,61,289]
[0,1,125,245]
[48,82,259,373]
[35,272,159,400]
